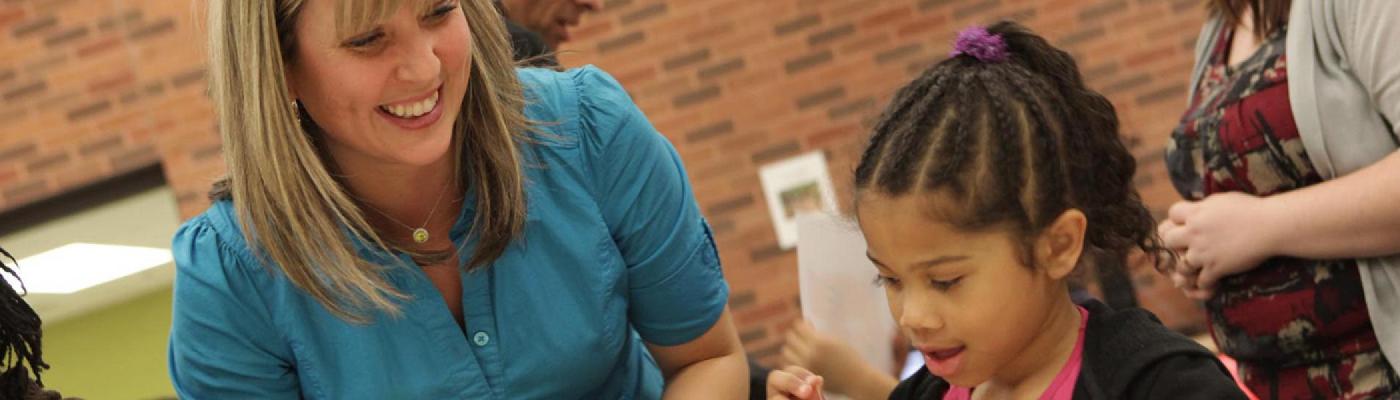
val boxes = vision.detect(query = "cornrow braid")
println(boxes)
[920,71,982,196]
[0,246,49,400]
[875,73,957,194]
[854,21,1169,274]
[979,72,1033,224]
[858,69,949,188]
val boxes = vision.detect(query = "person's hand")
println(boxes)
[780,320,871,394]
[1158,193,1280,299]
[1158,218,1216,300]
[1156,233,1217,300]
[766,366,826,400]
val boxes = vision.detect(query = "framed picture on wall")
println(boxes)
[758,151,840,249]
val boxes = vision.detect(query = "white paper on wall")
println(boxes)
[796,213,898,399]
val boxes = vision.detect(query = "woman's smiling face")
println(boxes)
[287,0,472,172]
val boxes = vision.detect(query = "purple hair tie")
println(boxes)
[950,26,1009,63]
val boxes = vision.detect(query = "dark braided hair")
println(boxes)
[854,21,1168,273]
[0,246,54,400]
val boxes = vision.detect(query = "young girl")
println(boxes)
[767,22,1247,400]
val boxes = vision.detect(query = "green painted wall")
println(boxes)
[41,288,176,400]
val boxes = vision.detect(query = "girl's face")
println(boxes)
[856,191,1081,388]
[287,0,471,174]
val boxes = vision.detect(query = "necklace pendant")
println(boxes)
[412,228,429,244]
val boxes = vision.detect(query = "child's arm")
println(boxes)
[1125,355,1249,400]
[780,321,899,400]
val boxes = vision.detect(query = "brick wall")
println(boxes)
[0,0,221,219]
[558,0,1210,364]
[0,0,1210,367]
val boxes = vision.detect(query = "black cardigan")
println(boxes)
[890,300,1247,400]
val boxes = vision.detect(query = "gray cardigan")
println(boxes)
[1188,1,1400,371]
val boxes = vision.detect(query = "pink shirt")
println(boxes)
[943,306,1089,400]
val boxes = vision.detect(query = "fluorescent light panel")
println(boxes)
[2,243,173,294]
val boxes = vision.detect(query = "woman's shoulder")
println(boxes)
[172,200,262,274]
[515,66,666,179]
[516,65,638,140]
[516,65,623,99]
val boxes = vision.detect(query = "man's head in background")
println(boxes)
[498,0,603,48]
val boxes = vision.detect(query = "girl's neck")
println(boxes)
[974,294,1082,400]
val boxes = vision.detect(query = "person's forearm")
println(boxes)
[1264,150,1400,260]
[661,351,749,399]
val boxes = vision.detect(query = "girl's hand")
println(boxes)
[780,320,871,394]
[766,366,826,400]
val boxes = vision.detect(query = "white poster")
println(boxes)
[759,151,839,249]
[796,212,898,398]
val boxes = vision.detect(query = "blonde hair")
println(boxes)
[205,0,529,322]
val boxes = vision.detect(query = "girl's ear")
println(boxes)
[1034,209,1086,280]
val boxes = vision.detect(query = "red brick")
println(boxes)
[805,121,860,148]
[1146,18,1203,44]
[53,160,107,189]
[1111,7,1164,32]
[87,70,135,94]
[860,4,916,30]
[76,35,122,58]
[568,19,614,43]
[711,30,772,59]
[1122,43,1178,69]
[0,7,25,29]
[684,20,735,44]
[704,0,756,20]
[823,0,867,20]
[691,154,751,183]
[894,13,951,39]
[735,300,792,326]
[0,166,20,187]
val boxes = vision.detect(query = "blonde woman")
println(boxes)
[169,0,747,398]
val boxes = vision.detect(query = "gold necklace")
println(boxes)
[359,183,451,244]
